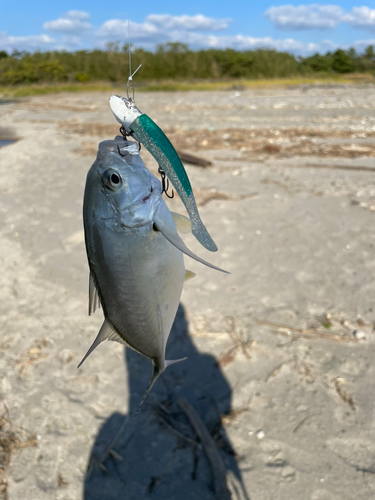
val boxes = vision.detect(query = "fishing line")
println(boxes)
[126,20,142,102]
[122,27,173,199]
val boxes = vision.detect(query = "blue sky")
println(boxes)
[1,0,375,55]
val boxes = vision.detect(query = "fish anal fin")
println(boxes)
[89,271,101,316]
[171,212,192,234]
[184,270,196,281]
[77,319,125,369]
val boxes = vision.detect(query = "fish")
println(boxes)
[109,94,218,253]
[79,136,227,403]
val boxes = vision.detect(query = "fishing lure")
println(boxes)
[109,94,218,253]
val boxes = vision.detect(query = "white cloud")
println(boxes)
[0,32,55,52]
[265,4,375,34]
[145,14,230,31]
[265,4,344,30]
[98,19,160,42]
[66,11,90,21]
[96,15,323,54]
[43,11,92,34]
[353,37,375,50]
[132,29,333,55]
[2,10,374,56]
[97,14,230,45]
[343,7,375,33]
[173,31,305,51]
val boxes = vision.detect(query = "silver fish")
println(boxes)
[79,137,227,398]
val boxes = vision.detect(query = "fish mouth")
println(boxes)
[132,190,153,206]
[141,193,151,203]
[117,190,153,211]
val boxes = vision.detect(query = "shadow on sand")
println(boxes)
[84,304,250,499]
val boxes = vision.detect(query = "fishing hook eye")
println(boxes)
[119,126,127,139]
[158,167,174,199]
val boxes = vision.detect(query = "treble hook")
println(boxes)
[158,167,174,199]
[119,125,142,153]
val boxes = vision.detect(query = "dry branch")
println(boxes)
[333,377,355,410]
[156,412,198,447]
[256,319,358,343]
[176,150,213,167]
[178,397,231,500]
[293,412,321,434]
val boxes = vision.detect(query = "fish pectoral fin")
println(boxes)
[165,357,187,369]
[89,271,101,316]
[153,219,229,274]
[171,212,192,234]
[77,320,125,368]
[184,270,196,281]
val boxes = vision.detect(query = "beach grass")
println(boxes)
[0,74,373,98]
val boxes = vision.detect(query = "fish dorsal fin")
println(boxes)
[153,217,229,274]
[77,319,126,368]
[184,270,196,281]
[172,212,192,234]
[89,271,101,316]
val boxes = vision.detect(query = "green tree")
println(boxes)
[331,49,354,73]
[303,52,332,72]
[364,45,375,61]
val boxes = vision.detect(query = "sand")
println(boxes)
[1,84,375,499]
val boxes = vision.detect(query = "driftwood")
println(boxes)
[177,150,213,167]
[178,397,231,500]
[304,163,375,173]
[213,157,375,173]
[256,319,358,343]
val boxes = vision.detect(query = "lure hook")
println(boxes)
[119,125,141,150]
[158,167,174,199]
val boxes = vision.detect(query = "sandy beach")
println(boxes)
[1,84,375,499]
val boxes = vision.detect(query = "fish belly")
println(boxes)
[88,221,185,365]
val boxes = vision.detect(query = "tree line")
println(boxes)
[0,42,374,86]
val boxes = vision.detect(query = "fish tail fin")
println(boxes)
[133,361,163,419]
[95,357,188,463]
[96,360,162,463]
[164,357,187,369]
[134,358,186,418]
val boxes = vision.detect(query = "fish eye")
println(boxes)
[102,169,123,191]
[111,173,120,185]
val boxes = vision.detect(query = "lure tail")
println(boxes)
[109,95,217,252]
[130,114,218,252]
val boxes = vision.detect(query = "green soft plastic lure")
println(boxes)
[109,95,218,252]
